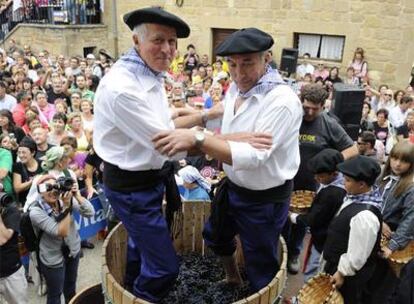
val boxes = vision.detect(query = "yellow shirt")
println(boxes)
[170,56,184,74]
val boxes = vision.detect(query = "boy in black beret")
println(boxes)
[289,148,346,282]
[323,155,382,304]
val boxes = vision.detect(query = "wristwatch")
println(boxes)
[194,131,205,148]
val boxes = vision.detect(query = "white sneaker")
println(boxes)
[38,281,47,296]
[288,256,300,274]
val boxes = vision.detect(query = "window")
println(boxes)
[83,47,96,58]
[294,33,345,61]
[212,28,237,60]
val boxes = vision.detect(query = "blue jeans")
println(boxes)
[104,183,179,303]
[303,244,321,282]
[203,188,290,292]
[39,253,80,304]
[78,3,86,24]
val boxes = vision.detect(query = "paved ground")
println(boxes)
[26,238,103,304]
[21,236,307,304]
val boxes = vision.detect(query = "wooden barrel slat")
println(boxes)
[245,292,261,304]
[276,269,286,297]
[258,286,270,304]
[182,201,194,253]
[233,299,249,304]
[107,273,115,300]
[113,281,123,304]
[101,265,109,292]
[122,289,135,304]
[268,277,279,302]
[194,202,204,252]
[173,211,184,253]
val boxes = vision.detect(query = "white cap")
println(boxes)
[86,54,95,59]
[214,71,228,83]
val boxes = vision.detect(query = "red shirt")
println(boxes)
[12,103,27,127]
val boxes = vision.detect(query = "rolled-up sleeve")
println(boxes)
[30,207,60,237]
[337,210,380,276]
[229,105,295,171]
[72,198,95,218]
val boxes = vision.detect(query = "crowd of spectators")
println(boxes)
[0,0,102,41]
[0,40,413,303]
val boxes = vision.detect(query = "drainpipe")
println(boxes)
[111,0,119,58]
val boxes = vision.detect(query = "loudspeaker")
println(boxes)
[331,83,365,141]
[279,48,298,75]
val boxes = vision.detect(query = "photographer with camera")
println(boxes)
[0,192,28,304]
[29,173,94,304]
[25,146,80,210]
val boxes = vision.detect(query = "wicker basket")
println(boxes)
[290,190,315,214]
[388,240,414,277]
[297,273,344,304]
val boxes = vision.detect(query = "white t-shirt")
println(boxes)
[0,94,17,111]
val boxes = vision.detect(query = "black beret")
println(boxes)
[123,7,190,38]
[215,28,274,56]
[308,149,344,174]
[337,155,381,185]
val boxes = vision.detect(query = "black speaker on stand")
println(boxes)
[279,48,298,77]
[330,83,366,141]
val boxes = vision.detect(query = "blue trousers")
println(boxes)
[203,188,289,292]
[39,253,80,304]
[104,183,179,303]
[303,244,321,282]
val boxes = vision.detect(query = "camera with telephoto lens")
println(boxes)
[38,177,75,194]
[56,176,75,192]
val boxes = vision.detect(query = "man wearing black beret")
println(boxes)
[289,149,346,282]
[94,7,223,303]
[153,28,303,291]
[323,155,382,304]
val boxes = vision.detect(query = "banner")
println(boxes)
[73,196,107,240]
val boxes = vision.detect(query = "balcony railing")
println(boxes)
[0,0,102,40]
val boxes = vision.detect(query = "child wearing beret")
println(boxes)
[289,148,346,282]
[323,155,382,304]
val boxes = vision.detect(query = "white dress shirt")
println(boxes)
[221,83,302,190]
[335,198,380,276]
[93,61,183,171]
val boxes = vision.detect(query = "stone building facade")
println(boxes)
[2,23,109,57]
[102,0,414,89]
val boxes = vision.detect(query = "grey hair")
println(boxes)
[133,24,148,43]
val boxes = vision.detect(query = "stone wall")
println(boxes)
[1,23,109,58]
[105,0,414,89]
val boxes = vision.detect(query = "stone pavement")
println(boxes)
[26,238,103,304]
